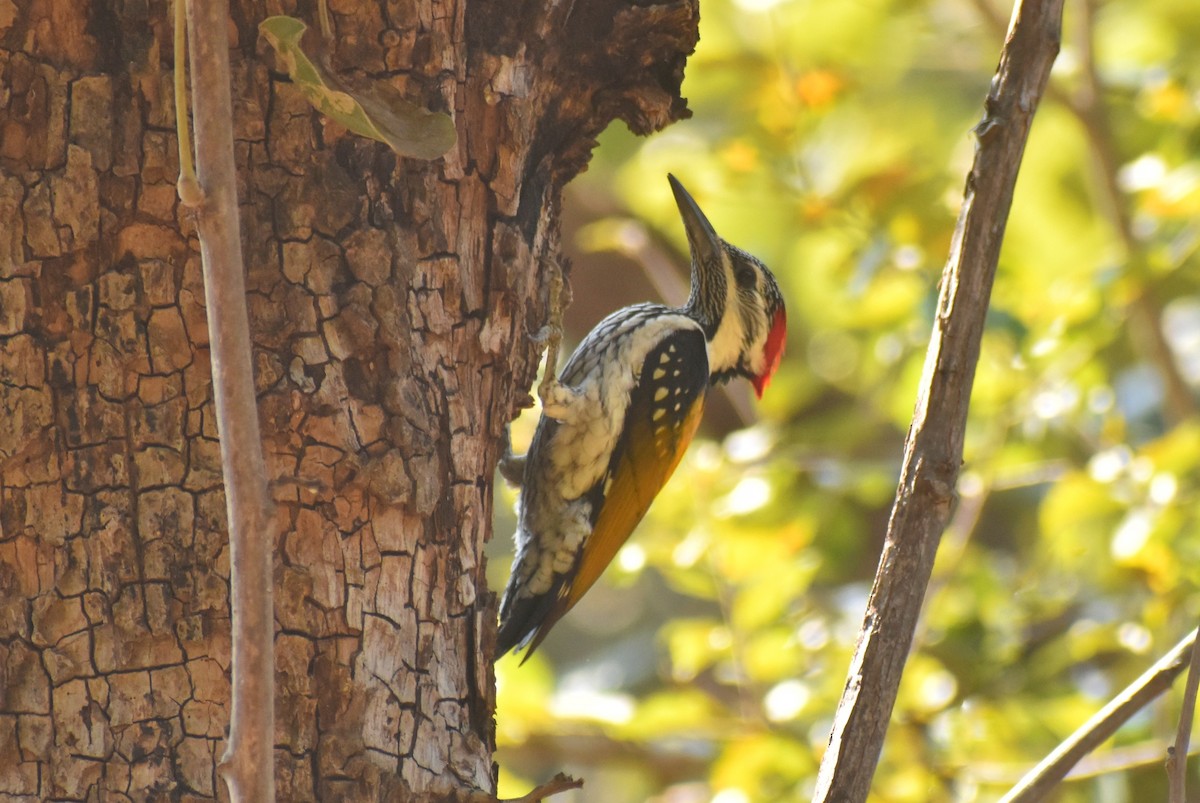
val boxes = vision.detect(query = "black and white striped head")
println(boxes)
[670,175,787,398]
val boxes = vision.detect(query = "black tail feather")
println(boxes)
[495,582,567,662]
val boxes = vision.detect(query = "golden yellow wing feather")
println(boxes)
[563,393,705,612]
[514,327,711,657]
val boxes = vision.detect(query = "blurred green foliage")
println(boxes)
[490,0,1200,799]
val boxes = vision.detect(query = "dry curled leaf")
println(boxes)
[260,15,457,159]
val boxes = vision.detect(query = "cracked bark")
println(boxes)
[0,0,698,799]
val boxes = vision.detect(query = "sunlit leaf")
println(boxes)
[619,688,725,740]
[663,618,727,681]
[710,732,813,800]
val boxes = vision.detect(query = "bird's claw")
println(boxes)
[498,425,526,487]
[530,324,559,345]
[538,375,559,405]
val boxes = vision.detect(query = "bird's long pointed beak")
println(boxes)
[669,174,723,268]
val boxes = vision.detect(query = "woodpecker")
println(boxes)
[496,175,787,660]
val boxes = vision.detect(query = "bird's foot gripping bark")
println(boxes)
[534,265,581,422]
[497,426,526,487]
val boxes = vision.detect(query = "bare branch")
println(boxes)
[1071,0,1195,424]
[467,773,584,803]
[1000,629,1196,803]
[503,773,584,803]
[172,0,200,206]
[1168,634,1200,803]
[811,1,1063,800]
[183,0,276,799]
[970,737,1200,788]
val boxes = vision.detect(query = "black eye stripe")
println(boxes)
[735,264,756,288]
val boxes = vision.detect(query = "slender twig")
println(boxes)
[182,0,276,800]
[1000,629,1197,803]
[969,736,1200,787]
[172,0,201,205]
[1072,738,1200,781]
[502,773,584,802]
[317,0,333,40]
[1071,0,1194,424]
[1168,635,1200,802]
[467,772,584,803]
[811,2,1063,801]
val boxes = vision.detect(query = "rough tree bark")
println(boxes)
[0,0,698,799]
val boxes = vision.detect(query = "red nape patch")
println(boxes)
[752,309,787,399]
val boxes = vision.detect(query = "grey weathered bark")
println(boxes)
[812,0,1063,800]
[0,0,698,799]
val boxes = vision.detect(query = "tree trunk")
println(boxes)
[0,0,696,799]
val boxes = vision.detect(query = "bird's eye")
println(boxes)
[734,263,757,289]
